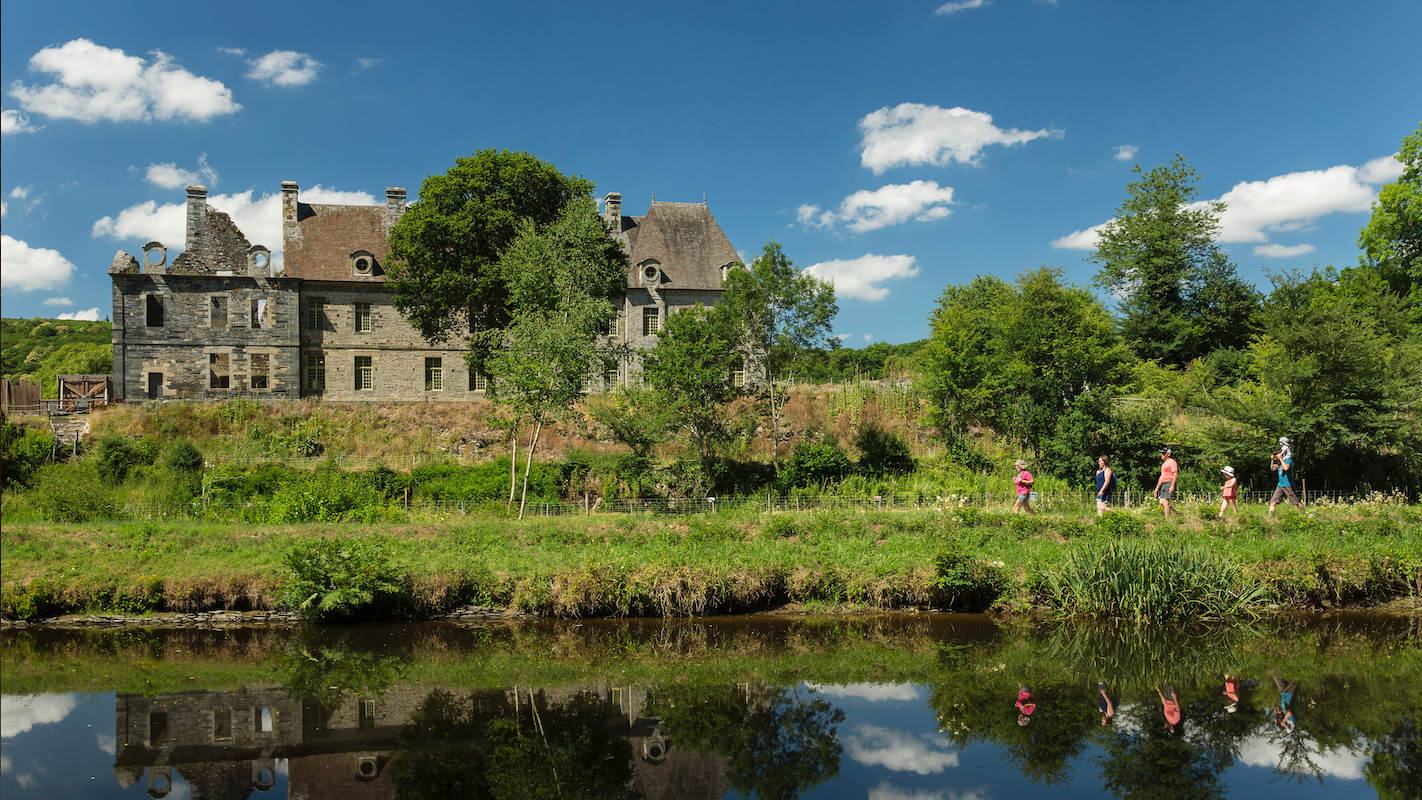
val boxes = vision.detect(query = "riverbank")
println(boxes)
[4,503,1419,622]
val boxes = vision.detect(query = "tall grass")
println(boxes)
[1045,537,1266,622]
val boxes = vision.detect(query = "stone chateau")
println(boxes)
[109,183,741,401]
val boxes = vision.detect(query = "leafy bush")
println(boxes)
[282,536,409,622]
[270,466,389,523]
[25,463,119,522]
[411,459,560,505]
[932,543,1007,610]
[855,426,915,474]
[1046,538,1265,622]
[781,439,852,488]
[162,439,204,473]
[1,421,54,488]
[95,434,156,483]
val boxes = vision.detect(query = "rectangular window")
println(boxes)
[149,711,169,745]
[305,298,327,330]
[250,354,270,391]
[603,366,617,390]
[642,307,661,336]
[359,699,376,730]
[209,353,230,390]
[608,310,622,338]
[355,356,373,391]
[354,302,372,333]
[255,706,274,734]
[251,298,268,329]
[213,708,231,742]
[469,371,487,392]
[306,352,325,391]
[146,294,164,327]
[210,295,228,328]
[147,372,163,400]
[425,357,443,391]
[731,356,746,388]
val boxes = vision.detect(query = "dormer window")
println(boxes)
[350,250,376,277]
[641,261,661,287]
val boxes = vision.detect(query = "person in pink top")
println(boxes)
[1156,683,1182,734]
[1152,448,1178,517]
[1012,460,1035,516]
[1218,466,1238,519]
[1015,683,1036,726]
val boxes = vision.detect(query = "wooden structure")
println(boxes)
[1,379,42,414]
[56,374,112,412]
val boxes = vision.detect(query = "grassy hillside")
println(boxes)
[1,317,112,398]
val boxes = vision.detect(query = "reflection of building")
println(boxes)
[113,684,728,799]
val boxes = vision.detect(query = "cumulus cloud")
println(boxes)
[807,683,921,702]
[869,784,989,800]
[1357,153,1403,184]
[9,186,30,200]
[57,308,102,321]
[799,181,955,233]
[1114,145,1139,161]
[2,108,42,134]
[845,725,960,774]
[8,39,240,123]
[1,235,77,291]
[42,296,74,305]
[355,57,383,70]
[96,732,116,756]
[1,694,79,738]
[145,153,218,189]
[859,103,1060,173]
[92,185,377,272]
[803,254,920,301]
[935,0,989,14]
[1236,732,1369,780]
[1052,155,1401,253]
[246,50,322,87]
[1253,243,1316,259]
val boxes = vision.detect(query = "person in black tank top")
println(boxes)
[1095,456,1114,517]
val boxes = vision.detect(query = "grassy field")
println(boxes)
[3,501,1418,621]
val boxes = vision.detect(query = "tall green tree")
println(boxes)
[1358,122,1422,300]
[384,150,595,363]
[483,198,626,518]
[720,242,837,467]
[1091,155,1260,365]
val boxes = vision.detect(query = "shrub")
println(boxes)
[781,439,852,489]
[855,426,915,474]
[282,536,409,622]
[270,466,388,523]
[1,421,54,488]
[26,463,120,522]
[1046,538,1265,622]
[162,439,204,473]
[95,434,155,483]
[931,544,1006,611]
[411,459,559,505]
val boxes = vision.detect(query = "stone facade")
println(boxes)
[110,183,742,401]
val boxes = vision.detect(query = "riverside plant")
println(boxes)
[1045,537,1266,623]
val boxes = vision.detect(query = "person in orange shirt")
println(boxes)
[1152,448,1178,517]
[1156,683,1182,734]
[1218,466,1238,519]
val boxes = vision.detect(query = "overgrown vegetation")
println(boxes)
[0,317,111,398]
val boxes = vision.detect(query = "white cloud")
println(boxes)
[1236,731,1369,780]
[217,47,246,56]
[57,307,102,321]
[869,784,989,800]
[1358,153,1403,184]
[831,333,854,342]
[1,694,79,738]
[96,732,116,755]
[246,50,322,87]
[42,296,74,305]
[355,57,383,70]
[1052,154,1399,253]
[145,153,218,189]
[1114,145,1139,161]
[9,39,240,123]
[2,108,42,134]
[799,181,955,233]
[92,185,377,272]
[846,724,960,774]
[804,254,920,301]
[935,0,989,15]
[859,103,1060,173]
[1253,243,1316,259]
[1,235,77,291]
[807,683,921,702]
[9,186,31,200]
[864,333,875,343]
[1,201,6,216]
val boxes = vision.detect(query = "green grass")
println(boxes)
[2,503,1418,621]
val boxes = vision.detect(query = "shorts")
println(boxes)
[1096,493,1112,505]
[1015,492,1030,503]
[1271,486,1299,505]
[1158,481,1174,500]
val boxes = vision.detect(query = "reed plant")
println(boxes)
[1045,537,1266,622]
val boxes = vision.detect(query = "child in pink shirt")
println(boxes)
[1012,460,1035,516]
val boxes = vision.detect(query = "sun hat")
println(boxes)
[1222,466,1235,476]
[1160,447,1172,455]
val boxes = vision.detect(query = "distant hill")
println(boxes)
[2,318,112,399]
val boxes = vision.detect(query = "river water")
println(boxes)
[1,613,1418,799]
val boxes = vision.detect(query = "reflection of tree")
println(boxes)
[652,684,843,800]
[1099,724,1228,800]
[281,638,406,711]
[1365,716,1422,800]
[389,689,637,800]
[1271,730,1326,785]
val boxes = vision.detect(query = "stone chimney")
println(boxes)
[185,185,208,249]
[281,180,300,252]
[603,192,622,232]
[385,187,407,221]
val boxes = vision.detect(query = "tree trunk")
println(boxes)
[769,377,781,469]
[507,419,518,510]
[517,417,544,520]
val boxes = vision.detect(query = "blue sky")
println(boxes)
[3,0,1419,344]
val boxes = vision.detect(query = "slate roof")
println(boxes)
[619,201,738,291]
[283,202,392,281]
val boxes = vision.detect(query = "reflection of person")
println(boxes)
[1012,461,1035,516]
[1156,683,1182,733]
[1095,456,1115,517]
[1223,673,1240,714]
[1218,466,1238,518]
[1268,444,1304,516]
[1272,675,1299,735]
[1016,683,1036,726]
[1153,448,1178,517]
[1097,682,1115,726]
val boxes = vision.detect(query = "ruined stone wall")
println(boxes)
[170,207,253,274]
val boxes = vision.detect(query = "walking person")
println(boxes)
[1272,675,1299,736]
[1218,466,1238,519]
[1012,460,1035,516]
[1268,441,1303,517]
[1156,683,1182,734]
[1015,683,1037,726]
[1095,456,1115,517]
[1097,682,1116,726]
[1152,448,1178,518]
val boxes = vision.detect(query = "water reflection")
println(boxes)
[1,614,1418,799]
